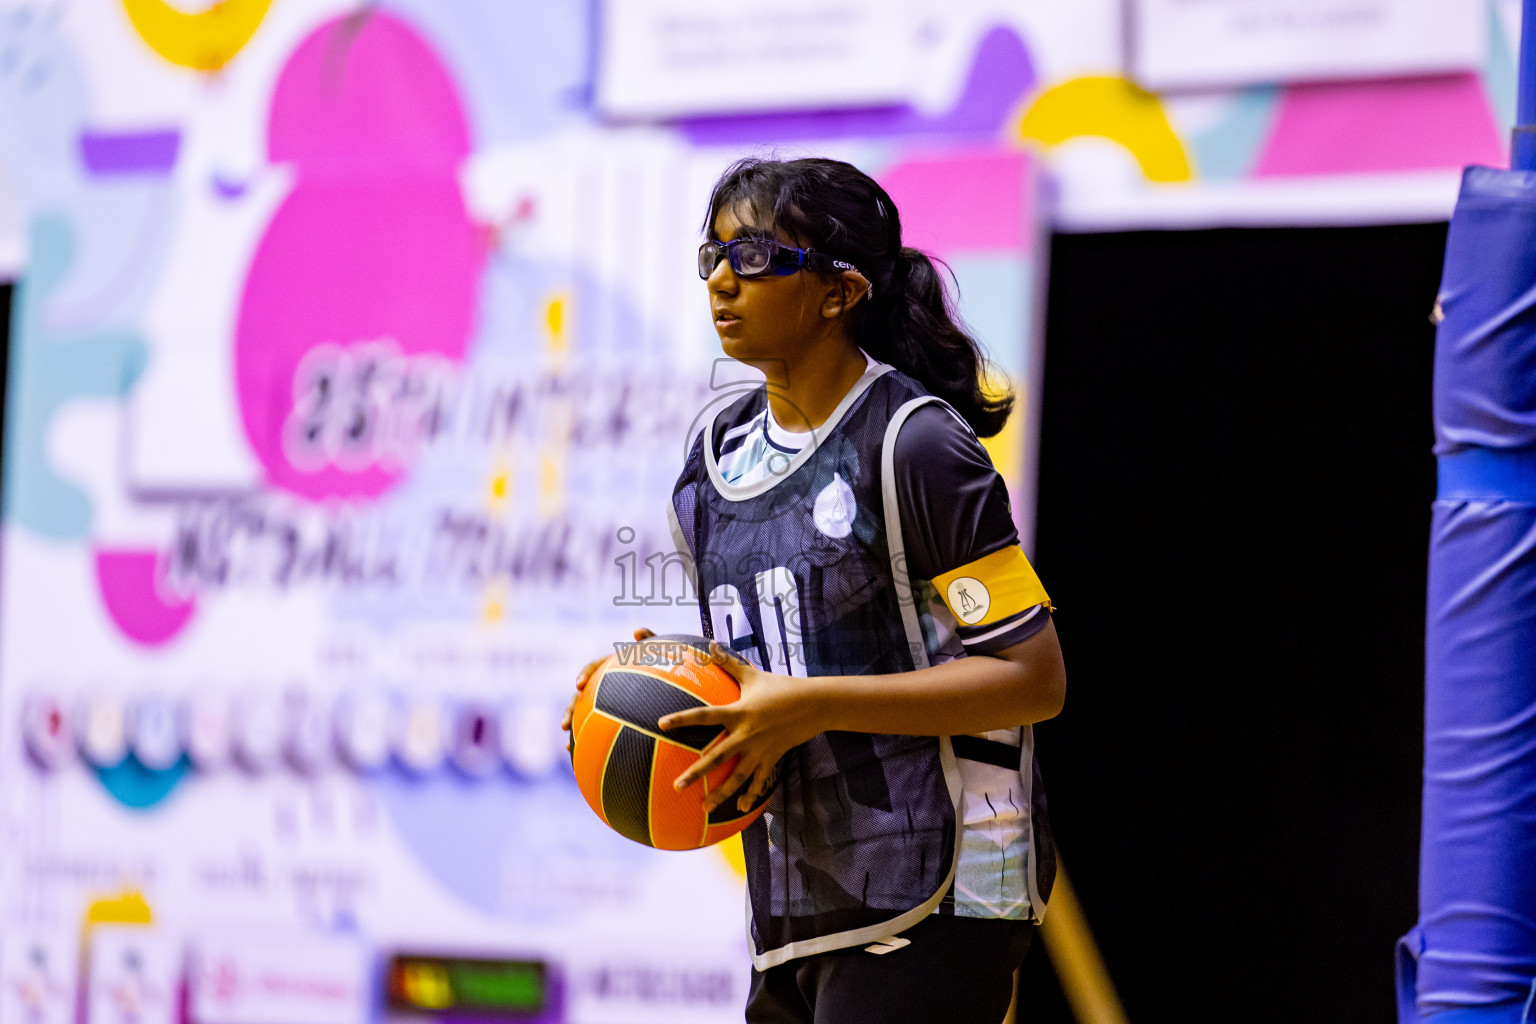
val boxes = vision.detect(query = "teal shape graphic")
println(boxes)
[3,217,148,539]
[946,255,1031,382]
[96,754,190,810]
[1188,87,1281,181]
[1485,0,1517,139]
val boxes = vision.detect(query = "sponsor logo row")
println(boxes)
[20,690,569,780]
[3,927,742,1024]
[3,929,557,1024]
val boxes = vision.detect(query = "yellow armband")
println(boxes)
[933,545,1051,627]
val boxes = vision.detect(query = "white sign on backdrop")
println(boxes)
[1133,0,1486,91]
[189,933,370,1024]
[87,927,180,1024]
[596,0,918,118]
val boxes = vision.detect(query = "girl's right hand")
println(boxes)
[560,627,654,753]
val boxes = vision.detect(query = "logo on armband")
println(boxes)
[947,577,991,624]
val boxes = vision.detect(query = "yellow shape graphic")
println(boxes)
[718,834,746,878]
[540,455,559,496]
[979,372,1023,488]
[481,577,509,624]
[121,0,272,72]
[489,466,511,502]
[84,890,154,928]
[539,453,564,515]
[482,594,505,623]
[544,294,568,354]
[1018,76,1193,183]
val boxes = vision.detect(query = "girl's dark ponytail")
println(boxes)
[860,247,1013,439]
[704,157,1015,439]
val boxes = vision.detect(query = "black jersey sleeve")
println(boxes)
[893,403,1051,655]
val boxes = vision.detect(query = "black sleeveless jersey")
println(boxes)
[670,364,965,969]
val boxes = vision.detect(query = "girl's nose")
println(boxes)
[707,257,739,294]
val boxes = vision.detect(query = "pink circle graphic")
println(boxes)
[94,548,196,647]
[236,13,484,501]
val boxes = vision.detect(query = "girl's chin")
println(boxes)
[717,335,761,361]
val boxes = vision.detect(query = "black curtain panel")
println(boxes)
[1019,224,1445,1023]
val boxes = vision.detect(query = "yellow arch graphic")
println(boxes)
[121,0,273,72]
[84,889,154,927]
[1019,76,1193,183]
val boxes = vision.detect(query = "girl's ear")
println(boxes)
[820,271,873,319]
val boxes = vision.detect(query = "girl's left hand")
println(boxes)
[659,642,823,814]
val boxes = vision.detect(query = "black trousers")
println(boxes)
[745,915,1033,1024]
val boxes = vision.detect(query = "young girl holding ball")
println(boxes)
[562,157,1065,1023]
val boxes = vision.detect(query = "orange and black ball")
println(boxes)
[570,635,770,850]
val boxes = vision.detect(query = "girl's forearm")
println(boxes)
[796,624,1066,737]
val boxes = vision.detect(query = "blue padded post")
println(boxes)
[1398,13,1536,1021]
[1400,167,1536,1023]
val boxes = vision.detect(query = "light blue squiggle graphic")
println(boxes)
[2,218,147,539]
[0,6,178,329]
[1485,0,1518,140]
[1188,87,1281,181]
[375,769,649,923]
[947,255,1030,383]
[0,5,88,206]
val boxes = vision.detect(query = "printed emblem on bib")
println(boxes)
[947,576,991,624]
[813,473,856,539]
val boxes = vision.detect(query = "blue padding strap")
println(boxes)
[1437,449,1536,503]
[1420,1002,1531,1024]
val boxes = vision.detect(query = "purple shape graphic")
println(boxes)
[78,130,181,175]
[211,174,249,199]
[680,25,1034,145]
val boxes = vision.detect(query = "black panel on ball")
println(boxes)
[705,776,772,825]
[602,727,657,847]
[594,669,722,751]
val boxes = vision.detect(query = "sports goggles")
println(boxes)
[698,238,861,281]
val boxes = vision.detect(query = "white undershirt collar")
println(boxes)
[765,350,876,452]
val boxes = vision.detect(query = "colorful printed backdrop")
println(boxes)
[0,2,1518,1021]
[0,5,1045,1024]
